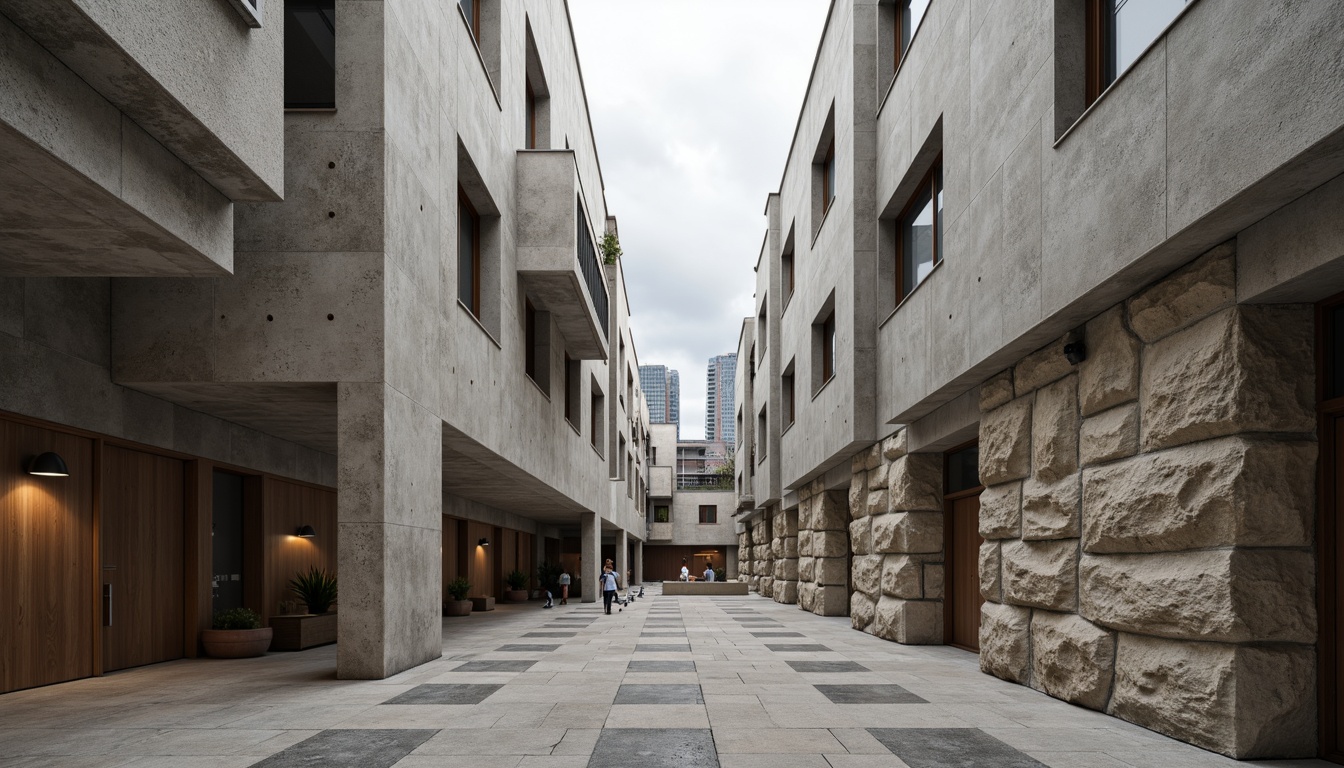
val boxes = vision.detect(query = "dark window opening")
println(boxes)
[284,1,335,110]
[946,443,981,494]
[458,189,481,317]
[654,506,670,523]
[896,159,943,302]
[699,505,718,524]
[821,312,836,383]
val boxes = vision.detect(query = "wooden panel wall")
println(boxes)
[0,419,95,694]
[443,516,463,594]
[467,521,495,598]
[643,545,727,583]
[101,445,184,673]
[262,478,336,620]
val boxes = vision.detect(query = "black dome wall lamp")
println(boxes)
[296,525,317,538]
[478,537,490,547]
[27,452,69,477]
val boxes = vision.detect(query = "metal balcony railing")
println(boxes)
[576,200,610,339]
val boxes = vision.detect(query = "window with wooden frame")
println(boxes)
[782,244,795,301]
[892,0,930,75]
[523,298,550,393]
[459,0,480,41]
[458,188,481,317]
[895,158,943,303]
[821,140,836,215]
[699,505,718,525]
[811,108,837,238]
[782,361,796,427]
[1085,0,1191,105]
[654,505,670,523]
[564,354,580,427]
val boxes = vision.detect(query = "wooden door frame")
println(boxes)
[942,439,984,652]
[1317,293,1344,763]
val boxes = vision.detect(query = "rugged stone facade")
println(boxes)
[747,509,775,598]
[793,481,849,616]
[770,505,799,605]
[847,431,945,642]
[976,245,1317,759]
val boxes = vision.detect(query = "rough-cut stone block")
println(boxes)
[1015,338,1075,396]
[980,602,1031,683]
[813,584,849,616]
[816,557,847,586]
[759,576,773,598]
[798,557,815,582]
[772,537,785,558]
[1002,539,1078,611]
[923,564,943,600]
[852,452,868,474]
[783,536,799,559]
[1022,477,1080,541]
[980,541,1001,602]
[849,475,867,518]
[862,444,883,471]
[882,429,908,460]
[776,511,800,538]
[874,596,942,644]
[814,491,848,531]
[980,369,1014,412]
[1140,306,1314,452]
[798,582,816,612]
[776,558,799,582]
[798,531,812,557]
[867,462,890,490]
[1110,634,1316,759]
[1127,243,1235,343]
[773,579,797,604]
[872,512,943,554]
[1083,437,1315,554]
[864,489,888,518]
[849,517,872,556]
[752,525,767,545]
[812,530,849,558]
[1079,550,1315,643]
[881,555,923,599]
[980,481,1022,539]
[852,555,882,596]
[1031,611,1115,710]
[1032,375,1079,484]
[981,396,1032,485]
[1080,305,1140,416]
[1080,403,1139,466]
[851,592,876,630]
[887,453,943,512]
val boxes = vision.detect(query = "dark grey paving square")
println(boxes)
[385,684,501,705]
[766,644,832,653]
[732,617,778,622]
[451,660,538,673]
[252,729,436,768]
[497,644,559,652]
[750,632,805,637]
[627,660,697,672]
[635,644,692,653]
[816,684,926,704]
[867,728,1047,768]
[641,631,687,637]
[787,660,868,673]
[615,684,705,704]
[722,609,756,613]
[525,632,576,637]
[589,728,717,768]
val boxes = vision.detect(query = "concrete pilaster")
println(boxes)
[615,529,629,590]
[633,542,644,584]
[581,512,598,603]
[336,382,442,679]
[534,533,547,594]
[727,545,739,580]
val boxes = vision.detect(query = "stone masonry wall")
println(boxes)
[738,529,752,587]
[976,244,1317,759]
[771,505,799,604]
[796,481,849,616]
[753,508,775,598]
[848,430,945,641]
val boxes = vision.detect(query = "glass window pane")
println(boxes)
[901,0,931,54]
[901,184,935,297]
[284,1,335,109]
[946,445,980,494]
[458,200,476,311]
[934,168,944,265]
[459,0,475,33]
[1113,0,1188,79]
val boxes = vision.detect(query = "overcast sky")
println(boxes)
[569,0,829,441]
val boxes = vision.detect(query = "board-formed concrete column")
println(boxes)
[727,545,739,579]
[633,542,644,584]
[615,529,629,590]
[580,512,599,603]
[336,382,442,679]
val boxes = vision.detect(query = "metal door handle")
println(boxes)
[102,584,112,627]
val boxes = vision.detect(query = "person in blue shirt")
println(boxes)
[703,562,715,582]
[600,564,619,614]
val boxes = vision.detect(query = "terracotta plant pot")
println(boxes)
[201,627,273,658]
[505,589,529,603]
[444,599,472,617]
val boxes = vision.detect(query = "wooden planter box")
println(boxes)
[269,613,337,651]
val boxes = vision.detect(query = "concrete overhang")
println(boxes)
[442,421,596,524]
[516,150,609,360]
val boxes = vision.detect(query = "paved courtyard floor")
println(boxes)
[0,588,1329,767]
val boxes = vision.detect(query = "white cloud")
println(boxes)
[570,0,828,440]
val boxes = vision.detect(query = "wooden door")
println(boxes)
[946,493,984,651]
[1326,414,1344,763]
[102,446,185,672]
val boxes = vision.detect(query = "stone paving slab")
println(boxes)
[252,729,436,767]
[385,684,502,705]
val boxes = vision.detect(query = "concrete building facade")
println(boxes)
[1,0,650,692]
[645,423,738,582]
[735,0,1344,760]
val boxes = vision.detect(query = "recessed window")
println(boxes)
[893,0,930,73]
[284,1,335,110]
[699,505,718,524]
[896,158,943,303]
[524,298,550,393]
[814,309,837,390]
[460,0,479,40]
[757,409,767,461]
[821,141,836,215]
[564,354,580,427]
[757,298,768,357]
[458,189,481,317]
[782,361,796,427]
[782,244,795,300]
[525,79,538,149]
[1087,0,1191,104]
[590,379,605,455]
[654,506,670,523]
[811,107,837,238]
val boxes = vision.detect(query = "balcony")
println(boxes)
[648,522,673,541]
[649,466,673,498]
[516,150,610,359]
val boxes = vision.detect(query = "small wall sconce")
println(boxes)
[478,537,490,547]
[296,525,317,538]
[1063,341,1087,366]
[27,452,69,477]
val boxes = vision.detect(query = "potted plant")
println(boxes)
[536,560,562,599]
[270,567,338,651]
[445,577,472,617]
[599,232,622,264]
[504,570,529,602]
[202,608,272,658]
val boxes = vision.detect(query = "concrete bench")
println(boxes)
[661,581,748,596]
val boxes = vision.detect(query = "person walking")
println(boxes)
[600,564,619,614]
[558,567,571,605]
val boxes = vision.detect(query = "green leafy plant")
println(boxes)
[599,232,622,264]
[212,607,263,631]
[537,561,563,592]
[446,577,472,601]
[505,569,529,590]
[289,566,338,614]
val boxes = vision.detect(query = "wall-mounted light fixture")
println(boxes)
[27,452,69,477]
[1063,341,1087,366]
[296,525,317,538]
[478,537,490,547]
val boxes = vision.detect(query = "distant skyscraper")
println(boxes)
[640,365,681,438]
[705,353,737,444]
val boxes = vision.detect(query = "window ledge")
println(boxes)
[810,200,836,249]
[811,374,836,401]
[781,421,795,438]
[457,4,502,112]
[565,418,581,436]
[781,290,795,316]
[285,107,337,113]
[878,259,944,330]
[458,300,502,348]
[525,375,551,401]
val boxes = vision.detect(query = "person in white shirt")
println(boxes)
[600,565,620,614]
[558,568,571,605]
[679,558,690,581]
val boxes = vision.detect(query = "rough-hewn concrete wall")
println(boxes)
[975,244,1316,759]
